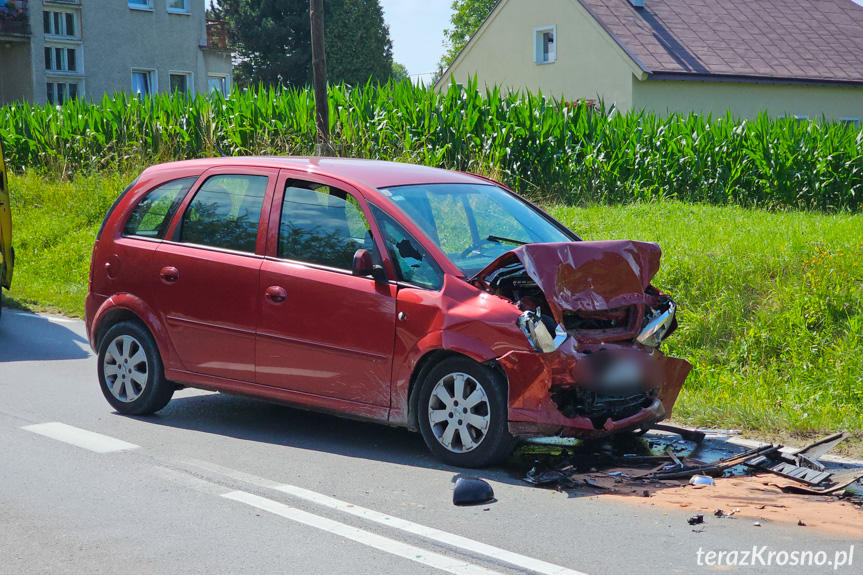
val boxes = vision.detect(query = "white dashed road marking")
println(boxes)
[223,490,505,575]
[22,422,140,453]
[190,459,588,575]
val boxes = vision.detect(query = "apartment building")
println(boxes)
[0,0,233,105]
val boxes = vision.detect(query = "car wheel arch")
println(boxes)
[91,295,175,367]
[406,349,510,431]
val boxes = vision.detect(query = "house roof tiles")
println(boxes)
[577,0,863,84]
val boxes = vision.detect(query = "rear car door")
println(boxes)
[256,172,396,407]
[153,167,277,382]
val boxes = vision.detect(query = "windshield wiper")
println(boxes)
[487,235,527,246]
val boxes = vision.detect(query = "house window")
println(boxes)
[534,26,556,64]
[128,0,153,10]
[170,72,192,94]
[47,81,81,105]
[132,69,156,97]
[840,117,861,129]
[44,46,78,73]
[43,10,77,37]
[208,75,229,95]
[167,0,189,13]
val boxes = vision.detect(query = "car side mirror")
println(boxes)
[352,249,386,282]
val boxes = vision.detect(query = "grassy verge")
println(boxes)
[3,172,134,316]
[5,174,862,454]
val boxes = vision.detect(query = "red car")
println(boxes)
[86,158,691,467]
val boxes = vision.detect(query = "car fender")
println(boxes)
[90,293,180,368]
[390,329,501,427]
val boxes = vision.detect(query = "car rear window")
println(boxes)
[180,174,268,253]
[96,177,138,240]
[123,177,198,239]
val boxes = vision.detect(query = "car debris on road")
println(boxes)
[453,477,496,506]
[517,428,863,515]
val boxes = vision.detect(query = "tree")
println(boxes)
[391,62,410,83]
[212,0,312,88]
[437,0,497,75]
[213,0,393,89]
[325,0,393,85]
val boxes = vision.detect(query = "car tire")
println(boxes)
[97,321,174,415]
[417,356,515,468]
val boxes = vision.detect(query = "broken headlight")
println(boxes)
[517,309,568,353]
[636,301,676,348]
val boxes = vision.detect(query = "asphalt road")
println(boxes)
[0,310,859,575]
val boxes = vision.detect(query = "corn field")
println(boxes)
[1,79,862,211]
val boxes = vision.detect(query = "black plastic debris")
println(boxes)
[648,444,779,480]
[688,514,704,525]
[453,477,495,506]
[651,423,706,444]
[524,468,568,486]
[745,432,852,489]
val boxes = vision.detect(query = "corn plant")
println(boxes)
[1,79,861,211]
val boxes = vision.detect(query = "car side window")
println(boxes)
[123,177,197,239]
[369,204,443,290]
[278,181,373,270]
[180,174,268,253]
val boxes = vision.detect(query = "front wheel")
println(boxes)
[417,357,515,468]
[97,321,174,415]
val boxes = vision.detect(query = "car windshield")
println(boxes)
[379,183,574,277]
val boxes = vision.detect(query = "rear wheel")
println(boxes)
[417,357,515,468]
[97,321,174,415]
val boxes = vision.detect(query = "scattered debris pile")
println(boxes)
[520,427,863,504]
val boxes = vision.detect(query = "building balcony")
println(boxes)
[205,20,229,50]
[0,0,30,39]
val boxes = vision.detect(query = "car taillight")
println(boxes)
[88,241,98,287]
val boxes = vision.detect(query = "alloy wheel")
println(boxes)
[103,335,149,403]
[427,372,491,453]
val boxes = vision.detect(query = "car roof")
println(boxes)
[144,157,489,192]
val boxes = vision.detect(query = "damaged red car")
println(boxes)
[86,158,691,467]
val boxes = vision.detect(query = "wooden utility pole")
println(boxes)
[310,0,331,156]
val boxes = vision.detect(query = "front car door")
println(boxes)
[256,172,396,408]
[152,167,277,382]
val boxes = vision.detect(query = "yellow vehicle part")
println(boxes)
[0,138,12,290]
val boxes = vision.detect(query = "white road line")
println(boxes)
[223,491,503,575]
[188,459,588,575]
[22,422,139,453]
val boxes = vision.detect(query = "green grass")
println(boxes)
[3,172,133,315]
[5,174,862,450]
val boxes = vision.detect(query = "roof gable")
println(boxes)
[578,0,863,84]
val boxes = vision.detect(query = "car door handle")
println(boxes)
[160,266,179,284]
[265,286,287,304]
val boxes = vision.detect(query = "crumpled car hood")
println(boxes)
[472,241,662,324]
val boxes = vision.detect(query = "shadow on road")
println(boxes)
[0,311,91,363]
[132,392,539,486]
